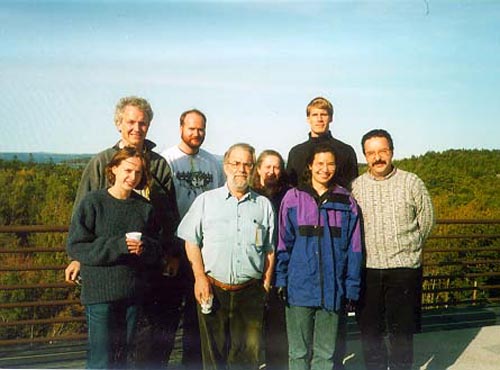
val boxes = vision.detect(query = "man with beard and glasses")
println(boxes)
[160,109,224,369]
[177,143,275,370]
[352,129,435,370]
[251,150,289,370]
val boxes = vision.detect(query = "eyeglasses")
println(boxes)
[225,161,254,171]
[365,148,391,159]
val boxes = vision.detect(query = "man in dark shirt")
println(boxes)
[286,96,358,189]
[285,96,358,370]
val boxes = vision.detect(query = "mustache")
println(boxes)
[373,160,386,166]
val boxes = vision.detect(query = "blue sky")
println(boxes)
[1,0,499,162]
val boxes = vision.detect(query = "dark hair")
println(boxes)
[251,149,288,191]
[105,147,150,191]
[300,144,337,188]
[361,129,394,154]
[179,109,207,126]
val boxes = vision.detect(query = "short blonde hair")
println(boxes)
[306,96,334,117]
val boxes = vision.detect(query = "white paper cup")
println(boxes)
[201,296,213,314]
[126,232,142,241]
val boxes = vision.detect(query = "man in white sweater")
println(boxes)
[352,129,435,370]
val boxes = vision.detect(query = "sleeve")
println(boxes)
[345,147,359,189]
[176,194,204,248]
[274,191,295,287]
[263,201,276,253]
[149,155,182,257]
[66,197,129,266]
[414,177,435,243]
[140,206,164,265]
[345,198,363,301]
[285,148,300,187]
[72,156,106,218]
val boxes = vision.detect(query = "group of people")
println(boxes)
[65,95,435,370]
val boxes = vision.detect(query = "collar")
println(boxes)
[224,183,254,202]
[308,130,334,143]
[367,166,397,181]
[113,139,157,153]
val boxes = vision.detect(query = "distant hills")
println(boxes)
[0,152,92,164]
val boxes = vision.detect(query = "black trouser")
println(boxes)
[358,268,421,370]
[198,282,267,370]
[133,273,183,369]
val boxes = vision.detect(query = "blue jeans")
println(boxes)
[285,305,339,370]
[85,300,138,369]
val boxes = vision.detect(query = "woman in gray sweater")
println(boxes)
[67,147,161,369]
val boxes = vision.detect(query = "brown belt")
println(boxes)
[207,276,260,292]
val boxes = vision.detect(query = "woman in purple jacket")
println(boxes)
[275,144,362,370]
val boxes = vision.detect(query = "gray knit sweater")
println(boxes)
[67,189,161,305]
[352,168,435,269]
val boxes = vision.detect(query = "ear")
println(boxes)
[111,165,119,176]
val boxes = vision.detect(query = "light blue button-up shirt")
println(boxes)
[177,184,275,285]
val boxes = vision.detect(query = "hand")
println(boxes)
[126,238,144,256]
[162,256,180,277]
[194,274,212,305]
[345,299,357,313]
[277,287,288,304]
[263,281,272,294]
[65,260,81,284]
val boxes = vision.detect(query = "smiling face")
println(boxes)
[116,105,149,149]
[111,156,143,197]
[363,136,394,179]
[180,112,206,154]
[309,151,336,192]
[307,107,332,137]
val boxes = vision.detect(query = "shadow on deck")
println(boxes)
[1,305,499,369]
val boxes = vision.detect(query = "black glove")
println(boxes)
[345,299,357,313]
[277,287,288,304]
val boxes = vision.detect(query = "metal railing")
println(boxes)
[0,220,499,347]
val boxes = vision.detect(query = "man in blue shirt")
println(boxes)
[177,143,275,370]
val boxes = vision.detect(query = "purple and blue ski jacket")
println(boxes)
[275,185,363,312]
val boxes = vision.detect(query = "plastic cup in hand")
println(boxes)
[201,296,213,314]
[126,232,142,241]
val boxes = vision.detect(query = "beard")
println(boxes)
[228,175,249,193]
[181,133,204,151]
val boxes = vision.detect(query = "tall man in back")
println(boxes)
[286,96,358,189]
[285,96,358,369]
[161,109,224,369]
[177,143,275,370]
[64,96,181,368]
[352,129,435,370]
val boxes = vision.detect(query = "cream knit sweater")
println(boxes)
[352,168,435,269]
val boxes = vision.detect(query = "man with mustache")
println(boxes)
[352,129,435,370]
[177,143,275,370]
[160,109,224,369]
